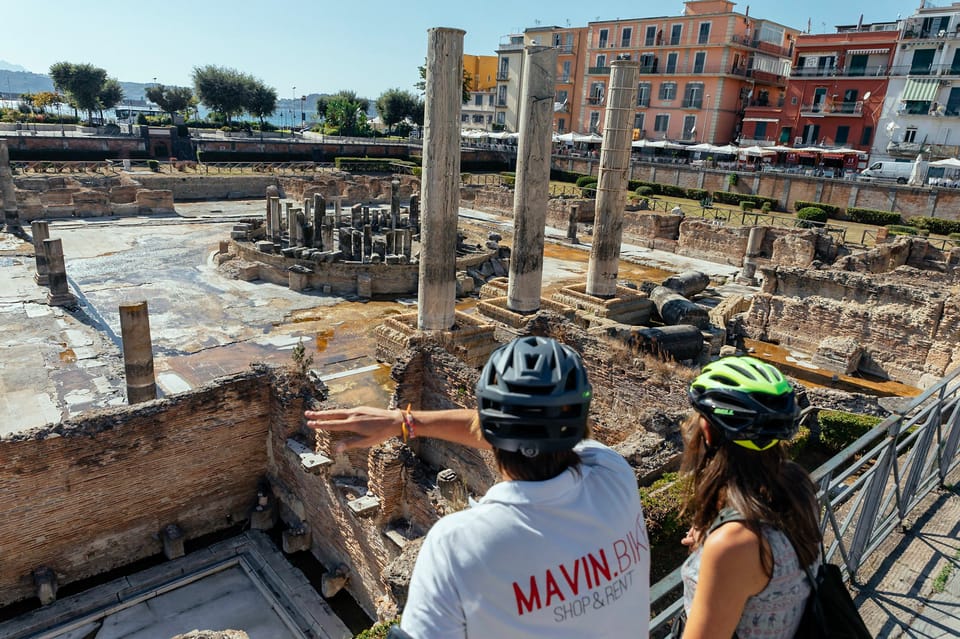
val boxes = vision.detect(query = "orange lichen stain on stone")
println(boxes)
[315,329,334,353]
[59,349,77,363]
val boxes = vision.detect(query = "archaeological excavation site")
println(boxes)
[2,32,960,639]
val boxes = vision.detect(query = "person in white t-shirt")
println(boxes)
[305,336,650,639]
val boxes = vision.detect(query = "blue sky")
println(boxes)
[1,0,912,99]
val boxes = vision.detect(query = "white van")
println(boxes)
[859,161,914,184]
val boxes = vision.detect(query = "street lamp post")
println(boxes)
[292,86,296,136]
[702,94,711,143]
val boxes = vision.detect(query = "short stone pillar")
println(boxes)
[33,567,57,606]
[282,523,311,554]
[265,185,279,237]
[43,238,77,307]
[363,225,373,259]
[161,524,185,560]
[745,226,766,260]
[567,204,579,243]
[437,468,468,513]
[339,229,354,260]
[409,193,420,229]
[1,139,21,231]
[31,220,50,285]
[321,219,334,251]
[321,564,350,598]
[875,227,890,244]
[357,273,372,299]
[738,258,759,286]
[402,228,412,260]
[350,204,362,229]
[119,301,157,403]
[269,197,282,242]
[312,194,326,247]
[362,206,370,227]
[351,230,362,260]
[391,179,401,227]
[334,196,342,228]
[250,489,275,530]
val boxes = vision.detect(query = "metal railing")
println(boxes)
[800,101,864,116]
[650,365,960,636]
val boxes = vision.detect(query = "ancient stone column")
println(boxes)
[351,230,362,261]
[586,59,639,298]
[285,202,296,244]
[31,220,50,285]
[363,224,372,259]
[402,228,412,260]
[409,193,420,230]
[339,229,353,260]
[43,238,77,307]
[293,209,305,247]
[362,205,370,227]
[567,204,580,243]
[506,45,557,314]
[269,197,282,243]
[745,226,766,259]
[119,300,157,403]
[391,179,401,228]
[265,185,279,237]
[351,203,362,228]
[321,218,334,251]
[334,196,342,228]
[312,193,326,240]
[0,140,20,232]
[417,27,464,331]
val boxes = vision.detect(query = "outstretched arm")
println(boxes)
[304,407,491,452]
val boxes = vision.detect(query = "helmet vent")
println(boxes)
[524,353,542,370]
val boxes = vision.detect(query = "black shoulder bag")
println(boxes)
[792,541,873,639]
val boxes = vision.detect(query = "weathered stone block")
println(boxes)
[135,189,174,213]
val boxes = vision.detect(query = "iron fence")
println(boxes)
[651,366,960,636]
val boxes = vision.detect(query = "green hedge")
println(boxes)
[740,200,756,212]
[686,188,709,201]
[627,179,658,193]
[950,232,960,244]
[796,206,827,224]
[635,186,655,196]
[907,216,960,236]
[551,169,590,184]
[886,224,920,236]
[713,191,779,211]
[817,410,883,454]
[794,199,842,218]
[576,175,598,188]
[334,157,416,172]
[846,206,901,226]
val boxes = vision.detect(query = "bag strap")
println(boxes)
[708,506,746,534]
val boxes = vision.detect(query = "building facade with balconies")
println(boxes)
[462,54,499,131]
[575,0,797,143]
[494,34,526,131]
[875,5,960,160]
[743,22,899,150]
[522,25,589,134]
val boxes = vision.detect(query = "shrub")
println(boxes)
[334,157,412,172]
[727,173,738,187]
[712,191,779,211]
[635,186,655,197]
[907,216,960,236]
[817,410,883,454]
[886,224,920,236]
[628,180,662,194]
[575,175,598,188]
[761,201,772,213]
[685,188,709,201]
[740,200,756,212]
[846,206,901,226]
[949,232,960,245]
[147,159,160,172]
[794,199,842,218]
[659,184,688,198]
[356,619,400,639]
[500,174,516,187]
[796,206,827,224]
[552,169,589,184]
[638,472,690,549]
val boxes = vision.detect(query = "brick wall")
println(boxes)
[0,369,274,607]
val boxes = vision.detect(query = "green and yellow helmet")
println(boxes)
[688,356,800,451]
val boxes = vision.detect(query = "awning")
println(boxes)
[903,78,940,102]
[848,48,890,55]
[743,117,780,123]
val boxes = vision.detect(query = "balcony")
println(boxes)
[558,75,571,83]
[901,24,960,40]
[496,71,509,81]
[887,63,960,77]
[792,65,890,78]
[800,101,864,116]
[588,66,611,75]
[681,99,703,109]
[588,96,604,106]
[728,35,793,59]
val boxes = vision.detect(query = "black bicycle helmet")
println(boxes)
[688,356,800,451]
[476,336,592,456]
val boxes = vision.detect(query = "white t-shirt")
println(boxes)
[400,440,650,639]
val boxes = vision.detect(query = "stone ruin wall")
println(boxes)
[462,186,596,229]
[10,174,174,220]
[744,263,960,388]
[0,369,272,607]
